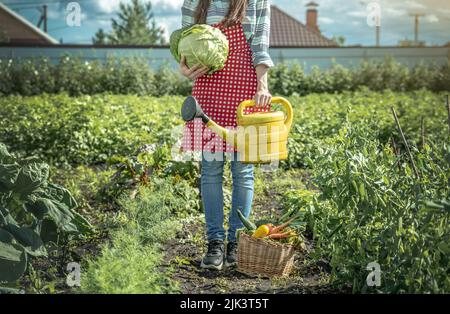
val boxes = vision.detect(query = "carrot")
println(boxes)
[270,217,296,234]
[268,231,296,239]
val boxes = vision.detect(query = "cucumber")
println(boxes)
[237,208,256,231]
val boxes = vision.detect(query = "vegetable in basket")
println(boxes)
[237,208,256,231]
[269,217,296,234]
[268,230,297,239]
[169,24,229,74]
[252,224,271,238]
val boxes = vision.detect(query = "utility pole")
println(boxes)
[37,5,48,33]
[376,25,380,47]
[361,1,381,47]
[409,13,425,44]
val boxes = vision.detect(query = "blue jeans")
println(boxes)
[201,152,254,242]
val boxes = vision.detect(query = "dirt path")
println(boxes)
[162,169,340,294]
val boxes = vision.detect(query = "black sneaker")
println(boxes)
[225,241,238,267]
[200,240,224,270]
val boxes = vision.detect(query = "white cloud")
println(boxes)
[95,0,183,14]
[403,1,426,10]
[319,17,335,25]
[96,0,126,14]
[47,8,60,19]
[152,0,184,10]
[385,8,406,17]
[155,15,181,39]
[425,14,439,23]
[158,21,172,42]
[347,11,367,18]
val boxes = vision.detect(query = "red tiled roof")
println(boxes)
[270,5,338,47]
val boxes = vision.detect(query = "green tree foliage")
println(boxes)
[331,35,346,46]
[92,0,165,45]
[92,28,107,45]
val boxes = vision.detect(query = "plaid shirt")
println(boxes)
[181,0,274,68]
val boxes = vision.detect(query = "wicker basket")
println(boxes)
[237,232,295,278]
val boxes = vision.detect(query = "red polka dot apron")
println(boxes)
[181,22,270,153]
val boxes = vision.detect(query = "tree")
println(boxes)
[92,28,107,45]
[92,0,166,45]
[332,35,346,47]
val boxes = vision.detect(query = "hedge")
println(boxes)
[0,56,449,97]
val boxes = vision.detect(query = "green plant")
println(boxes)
[80,229,177,294]
[283,90,448,169]
[80,180,184,294]
[0,144,91,286]
[119,182,183,244]
[0,94,184,165]
[2,57,448,98]
[284,120,449,293]
[106,145,165,194]
[154,63,192,96]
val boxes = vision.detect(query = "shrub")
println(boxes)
[1,56,448,97]
[154,63,192,96]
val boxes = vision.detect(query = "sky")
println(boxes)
[1,0,449,46]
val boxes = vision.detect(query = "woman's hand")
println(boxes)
[180,55,209,81]
[254,64,272,107]
[254,86,272,108]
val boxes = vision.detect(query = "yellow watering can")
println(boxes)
[181,96,294,164]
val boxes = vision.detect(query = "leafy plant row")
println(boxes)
[0,56,448,97]
[1,91,445,169]
[282,109,449,293]
[0,144,91,291]
[0,94,184,165]
[284,90,449,168]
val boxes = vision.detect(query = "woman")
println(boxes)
[179,0,273,270]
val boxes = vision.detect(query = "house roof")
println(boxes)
[270,5,337,47]
[0,3,59,44]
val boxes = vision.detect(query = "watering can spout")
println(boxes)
[181,96,237,145]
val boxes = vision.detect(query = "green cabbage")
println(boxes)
[170,24,229,74]
[169,27,186,63]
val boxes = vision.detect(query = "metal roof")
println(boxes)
[270,5,338,47]
[0,2,59,44]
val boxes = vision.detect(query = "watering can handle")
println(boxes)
[237,97,294,132]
